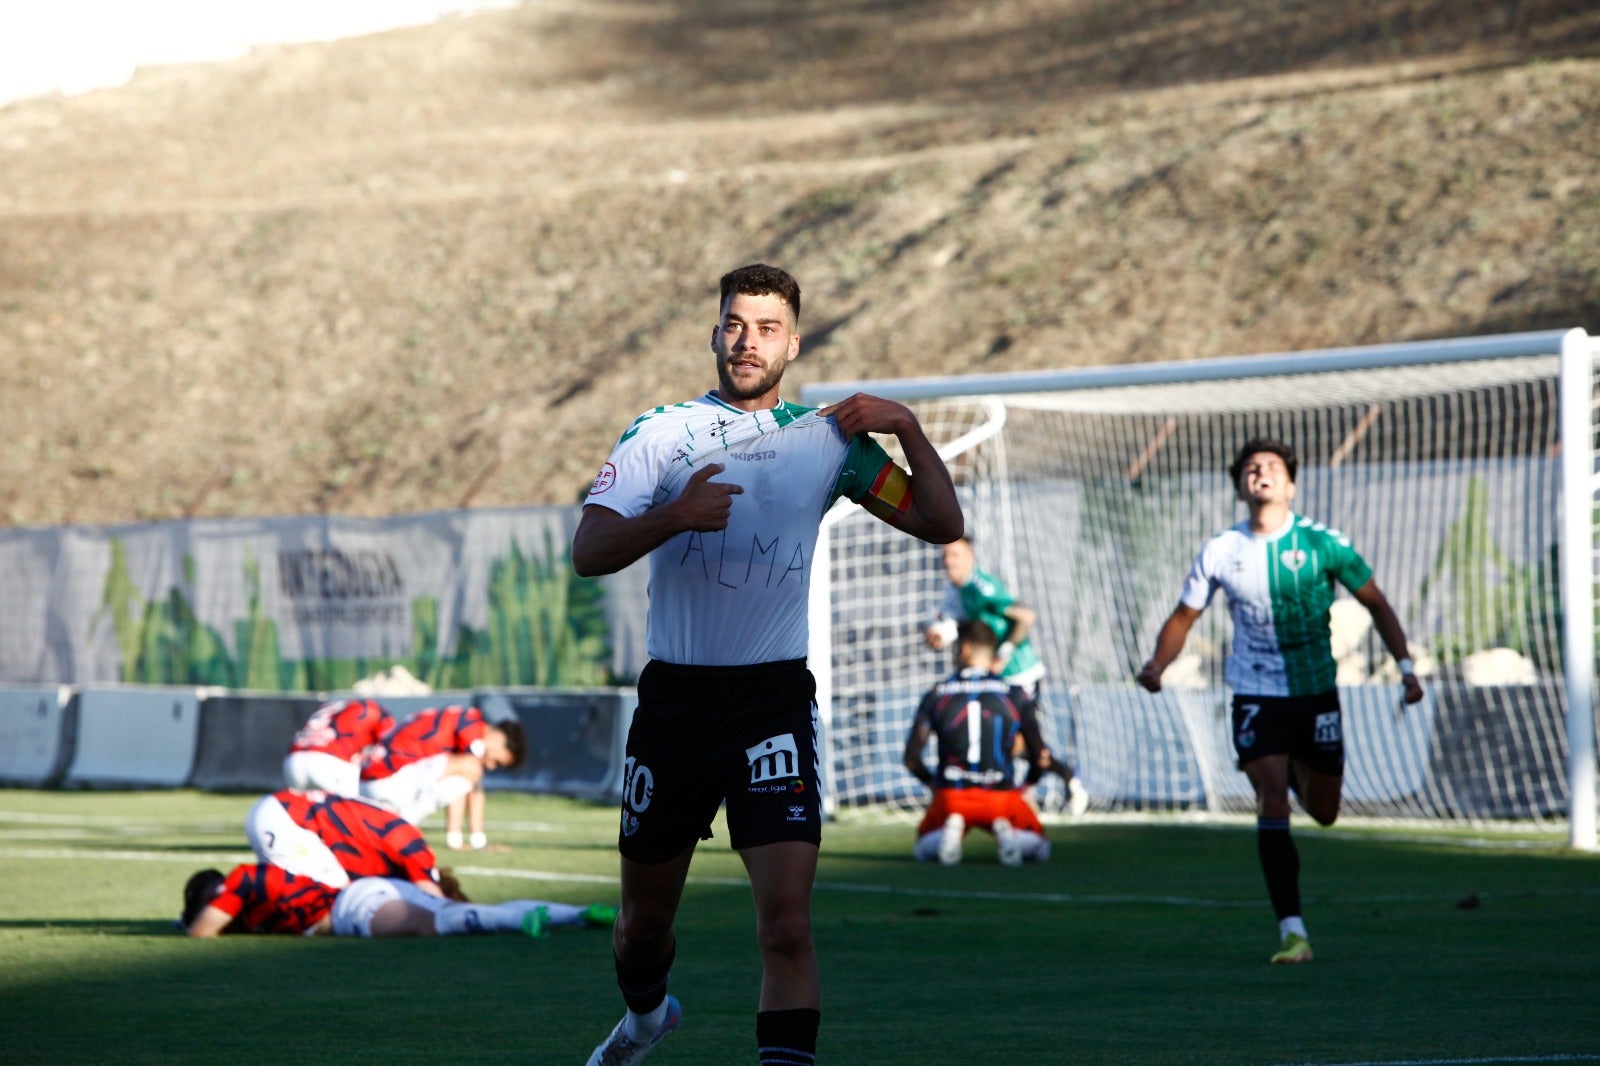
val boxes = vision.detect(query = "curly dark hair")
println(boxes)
[718,263,801,323]
[496,718,527,769]
[436,869,469,902]
[1228,437,1299,486]
[181,868,227,929]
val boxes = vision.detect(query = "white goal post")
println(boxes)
[801,328,1598,849]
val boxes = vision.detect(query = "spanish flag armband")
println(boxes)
[860,463,914,524]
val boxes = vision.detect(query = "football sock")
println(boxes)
[1014,828,1050,862]
[624,999,670,1042]
[1279,916,1308,940]
[1257,816,1301,921]
[514,900,586,927]
[757,1008,820,1065]
[434,902,524,935]
[914,831,946,862]
[617,940,676,1023]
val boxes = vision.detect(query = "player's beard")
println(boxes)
[716,358,786,402]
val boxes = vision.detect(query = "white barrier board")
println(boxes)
[0,685,72,787]
[64,686,202,787]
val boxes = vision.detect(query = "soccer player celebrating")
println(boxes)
[1137,437,1424,964]
[905,620,1052,866]
[245,788,456,898]
[180,864,615,939]
[283,697,396,797]
[571,263,962,1066]
[359,704,525,848]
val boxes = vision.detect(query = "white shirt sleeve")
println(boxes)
[1178,541,1221,612]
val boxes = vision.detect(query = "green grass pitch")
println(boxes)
[1,789,1596,1065]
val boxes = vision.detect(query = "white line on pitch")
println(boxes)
[7,845,1599,910]
[1273,1049,1600,1056]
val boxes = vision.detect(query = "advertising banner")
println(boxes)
[0,506,648,691]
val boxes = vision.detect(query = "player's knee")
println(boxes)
[755,908,814,962]
[1256,790,1293,819]
[615,901,675,952]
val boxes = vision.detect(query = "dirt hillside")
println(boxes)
[2,0,1596,527]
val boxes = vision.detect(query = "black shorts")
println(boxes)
[1231,691,1344,774]
[617,658,822,865]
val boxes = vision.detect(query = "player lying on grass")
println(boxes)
[245,788,456,897]
[180,863,617,939]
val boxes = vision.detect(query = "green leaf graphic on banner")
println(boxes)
[96,542,239,687]
[96,533,614,691]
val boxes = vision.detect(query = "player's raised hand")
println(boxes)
[818,393,913,440]
[675,463,743,531]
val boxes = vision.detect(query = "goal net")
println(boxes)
[803,329,1598,843]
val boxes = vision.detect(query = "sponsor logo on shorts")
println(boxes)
[788,805,807,823]
[1314,711,1341,745]
[748,777,809,796]
[746,733,800,785]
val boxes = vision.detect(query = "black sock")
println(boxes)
[757,1008,820,1065]
[1256,816,1301,921]
[615,941,675,1016]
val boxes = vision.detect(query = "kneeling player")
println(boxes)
[283,698,396,797]
[905,620,1052,867]
[359,704,525,848]
[244,788,455,898]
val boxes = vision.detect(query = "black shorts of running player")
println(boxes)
[617,657,822,865]
[1230,690,1345,775]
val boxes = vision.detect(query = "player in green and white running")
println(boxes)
[1138,437,1424,965]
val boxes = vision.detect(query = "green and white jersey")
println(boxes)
[932,568,1044,689]
[1179,512,1374,697]
[585,392,894,667]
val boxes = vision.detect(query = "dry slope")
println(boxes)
[1,0,1596,526]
